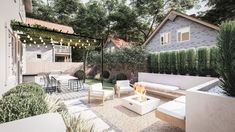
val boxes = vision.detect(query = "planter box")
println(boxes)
[186,79,235,132]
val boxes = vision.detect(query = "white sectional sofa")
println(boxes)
[156,96,186,130]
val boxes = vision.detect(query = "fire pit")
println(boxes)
[121,85,160,115]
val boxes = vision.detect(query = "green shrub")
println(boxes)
[169,51,177,74]
[3,83,44,98]
[209,46,219,77]
[74,70,85,80]
[186,49,197,75]
[164,52,171,74]
[153,54,159,73]
[178,50,187,75]
[147,54,152,72]
[197,48,209,76]
[159,52,166,73]
[150,54,156,73]
[217,21,235,96]
[0,93,48,123]
[102,70,110,79]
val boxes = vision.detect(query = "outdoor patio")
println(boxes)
[53,84,184,132]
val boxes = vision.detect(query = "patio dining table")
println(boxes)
[52,74,83,91]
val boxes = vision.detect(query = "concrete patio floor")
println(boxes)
[54,87,184,132]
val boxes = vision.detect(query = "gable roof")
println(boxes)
[144,10,219,45]
[108,37,129,48]
[25,17,74,33]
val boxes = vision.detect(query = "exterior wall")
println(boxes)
[26,44,54,62]
[105,42,116,52]
[0,0,26,96]
[146,16,217,52]
[186,80,235,132]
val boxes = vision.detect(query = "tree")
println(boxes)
[200,0,235,24]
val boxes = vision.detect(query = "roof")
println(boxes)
[143,10,219,45]
[25,17,74,33]
[109,38,129,48]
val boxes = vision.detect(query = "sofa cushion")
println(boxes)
[174,96,186,103]
[157,101,185,120]
[136,82,179,92]
[119,86,133,91]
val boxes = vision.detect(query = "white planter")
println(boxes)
[186,79,235,132]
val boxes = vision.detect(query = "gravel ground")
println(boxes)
[81,94,184,132]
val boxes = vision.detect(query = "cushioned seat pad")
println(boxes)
[157,101,185,120]
[174,96,186,103]
[136,82,179,91]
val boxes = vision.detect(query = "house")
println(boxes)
[0,0,32,95]
[144,10,219,52]
[24,18,74,63]
[105,37,129,52]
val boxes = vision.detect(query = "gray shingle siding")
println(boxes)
[146,16,217,52]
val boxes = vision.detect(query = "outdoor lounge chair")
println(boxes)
[115,80,134,98]
[88,83,114,104]
[156,96,186,130]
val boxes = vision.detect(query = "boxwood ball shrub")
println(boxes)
[217,21,235,96]
[102,70,110,79]
[0,92,48,123]
[74,70,85,80]
[116,73,127,80]
[3,83,44,98]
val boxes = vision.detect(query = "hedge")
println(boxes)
[147,46,218,77]
[178,50,187,75]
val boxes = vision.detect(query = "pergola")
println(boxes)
[11,20,105,83]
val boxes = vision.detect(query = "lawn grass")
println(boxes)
[85,79,114,90]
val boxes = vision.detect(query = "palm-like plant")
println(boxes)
[217,21,235,97]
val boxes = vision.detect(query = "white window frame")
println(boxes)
[160,32,171,45]
[177,27,190,43]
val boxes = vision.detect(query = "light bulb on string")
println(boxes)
[30,38,33,41]
[60,38,63,42]
[86,40,89,43]
[39,36,42,40]
[43,42,46,45]
[37,44,40,48]
[78,40,81,43]
[70,39,72,42]
[68,42,70,46]
[29,44,32,47]
[50,38,53,42]
[34,41,36,44]
[23,40,26,43]
[94,39,96,42]
[75,43,78,46]
[17,35,20,39]
[45,45,48,48]
[79,46,81,49]
[82,43,84,46]
[88,43,90,46]
[27,35,30,38]
[41,39,44,43]
[73,46,75,49]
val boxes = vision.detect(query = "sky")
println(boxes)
[42,0,210,15]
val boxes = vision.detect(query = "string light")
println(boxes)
[82,43,84,46]
[45,45,48,48]
[27,35,30,38]
[75,43,78,46]
[88,43,90,46]
[43,42,46,45]
[73,46,75,49]
[39,36,42,40]
[86,40,89,43]
[23,40,26,43]
[50,38,53,41]
[29,44,32,47]
[94,39,96,42]
[34,41,36,44]
[78,40,81,43]
[41,39,44,43]
[60,38,63,42]
[30,38,33,41]
[70,39,72,42]
[17,35,20,39]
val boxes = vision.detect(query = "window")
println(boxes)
[177,27,190,42]
[160,32,171,45]
[37,54,42,59]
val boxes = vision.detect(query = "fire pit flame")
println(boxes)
[134,84,147,102]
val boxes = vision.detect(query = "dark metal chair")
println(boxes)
[68,79,84,91]
[42,73,57,93]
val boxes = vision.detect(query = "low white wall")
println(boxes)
[25,62,83,75]
[186,79,235,132]
[0,113,66,132]
[138,72,216,89]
